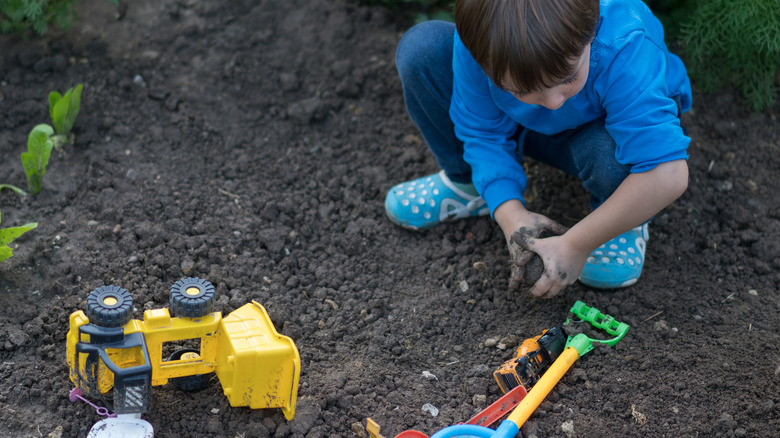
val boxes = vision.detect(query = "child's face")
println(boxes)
[502,44,591,110]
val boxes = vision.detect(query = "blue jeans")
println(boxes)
[396,21,631,210]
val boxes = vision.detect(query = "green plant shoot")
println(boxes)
[0,184,27,197]
[0,211,37,263]
[21,124,55,195]
[49,83,83,144]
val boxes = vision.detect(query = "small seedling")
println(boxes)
[21,124,55,196]
[0,184,27,197]
[49,84,83,149]
[0,211,37,263]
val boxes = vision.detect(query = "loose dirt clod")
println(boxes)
[522,254,545,287]
[509,227,563,288]
[631,404,648,425]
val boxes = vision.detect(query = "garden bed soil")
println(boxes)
[0,1,778,437]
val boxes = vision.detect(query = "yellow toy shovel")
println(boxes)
[420,301,629,438]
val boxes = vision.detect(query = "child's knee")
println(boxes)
[396,21,454,78]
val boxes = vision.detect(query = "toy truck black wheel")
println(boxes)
[86,285,134,327]
[168,348,211,391]
[169,277,216,318]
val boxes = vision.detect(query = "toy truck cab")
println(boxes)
[493,326,567,394]
[66,278,300,420]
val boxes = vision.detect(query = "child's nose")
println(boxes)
[540,93,566,110]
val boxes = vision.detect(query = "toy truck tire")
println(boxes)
[169,277,216,318]
[168,348,211,391]
[86,285,134,327]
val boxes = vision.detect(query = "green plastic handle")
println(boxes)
[565,300,629,356]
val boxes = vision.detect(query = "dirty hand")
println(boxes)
[506,216,569,291]
[513,231,588,298]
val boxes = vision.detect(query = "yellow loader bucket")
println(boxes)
[216,301,300,420]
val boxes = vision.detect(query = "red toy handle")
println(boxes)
[466,384,529,427]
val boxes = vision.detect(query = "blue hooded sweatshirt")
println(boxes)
[450,0,692,214]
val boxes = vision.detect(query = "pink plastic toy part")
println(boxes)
[69,388,116,417]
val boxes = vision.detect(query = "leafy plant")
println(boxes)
[0,0,118,35]
[20,124,55,196]
[49,83,83,146]
[13,85,84,196]
[0,211,37,263]
[0,0,81,35]
[677,0,780,111]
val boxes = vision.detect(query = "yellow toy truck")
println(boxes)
[66,277,300,421]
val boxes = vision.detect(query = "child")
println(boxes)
[385,0,691,297]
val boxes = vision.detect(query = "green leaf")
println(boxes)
[49,91,62,128]
[0,222,37,247]
[51,84,83,136]
[29,123,53,149]
[63,84,83,135]
[21,124,54,195]
[52,92,69,135]
[0,221,37,262]
[0,184,27,197]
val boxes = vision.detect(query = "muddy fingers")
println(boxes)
[507,223,568,292]
[508,230,545,289]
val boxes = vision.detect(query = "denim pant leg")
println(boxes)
[395,21,472,184]
[522,118,631,210]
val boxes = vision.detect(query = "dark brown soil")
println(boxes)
[1,1,778,437]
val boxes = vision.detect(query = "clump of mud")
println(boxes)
[508,227,565,289]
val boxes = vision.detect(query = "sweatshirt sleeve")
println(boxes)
[450,34,526,215]
[591,30,690,173]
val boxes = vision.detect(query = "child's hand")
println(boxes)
[507,219,568,291]
[514,232,588,298]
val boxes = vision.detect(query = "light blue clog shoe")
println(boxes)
[385,170,489,230]
[579,223,649,289]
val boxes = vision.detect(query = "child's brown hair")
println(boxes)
[455,0,599,93]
